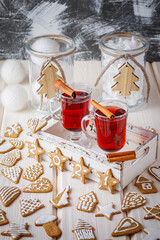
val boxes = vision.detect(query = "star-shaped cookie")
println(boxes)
[71,157,91,184]
[95,203,121,220]
[47,147,69,171]
[143,203,160,221]
[96,169,120,194]
[26,139,45,162]
[143,227,160,240]
[1,223,31,239]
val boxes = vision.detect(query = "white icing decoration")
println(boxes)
[122,192,146,211]
[0,149,21,167]
[0,141,14,153]
[95,203,120,219]
[5,123,21,136]
[149,166,160,181]
[1,166,22,183]
[73,219,95,240]
[77,192,98,212]
[23,178,52,192]
[22,163,43,181]
[50,186,70,207]
[36,215,57,225]
[0,210,6,223]
[0,186,20,205]
[9,139,23,149]
[20,199,43,216]
[143,204,160,220]
[28,118,47,132]
[3,223,31,238]
[114,217,139,233]
[142,183,152,190]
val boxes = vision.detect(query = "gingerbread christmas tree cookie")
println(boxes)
[47,147,69,172]
[1,223,31,239]
[26,138,45,162]
[0,209,8,226]
[23,177,53,193]
[20,198,44,217]
[135,175,157,194]
[96,169,120,194]
[95,202,120,220]
[49,186,70,208]
[1,166,23,184]
[112,217,142,237]
[121,192,146,212]
[22,163,43,182]
[4,123,23,138]
[76,191,98,213]
[71,157,91,184]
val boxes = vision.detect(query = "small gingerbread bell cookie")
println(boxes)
[4,123,23,138]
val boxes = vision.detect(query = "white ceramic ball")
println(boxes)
[1,84,28,111]
[0,59,26,84]
[30,38,60,65]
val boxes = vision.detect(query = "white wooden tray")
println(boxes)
[28,117,158,191]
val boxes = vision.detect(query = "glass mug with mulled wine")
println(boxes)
[47,80,92,141]
[81,99,128,151]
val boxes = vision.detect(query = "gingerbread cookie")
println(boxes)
[0,186,21,207]
[4,123,23,138]
[26,138,45,162]
[27,118,47,134]
[35,215,62,238]
[9,139,24,150]
[143,227,160,240]
[135,175,157,194]
[47,147,69,172]
[149,165,160,182]
[1,223,31,239]
[22,163,43,182]
[143,203,160,221]
[0,209,8,226]
[96,169,120,194]
[95,203,120,220]
[0,149,21,167]
[71,157,91,184]
[0,141,14,153]
[72,219,96,240]
[1,166,23,184]
[112,217,142,237]
[76,191,98,213]
[20,198,44,217]
[49,186,70,208]
[23,177,53,193]
[121,192,146,212]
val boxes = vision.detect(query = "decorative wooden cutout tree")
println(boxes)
[37,62,63,99]
[112,62,139,96]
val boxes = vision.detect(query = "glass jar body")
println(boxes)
[26,35,75,111]
[99,33,149,111]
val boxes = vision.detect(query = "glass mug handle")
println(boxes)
[47,97,62,121]
[81,113,97,140]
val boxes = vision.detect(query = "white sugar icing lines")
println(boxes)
[114,217,139,233]
[0,186,20,203]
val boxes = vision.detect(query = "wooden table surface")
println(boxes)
[0,61,160,240]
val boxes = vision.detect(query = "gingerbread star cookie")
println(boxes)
[22,163,43,182]
[96,169,120,194]
[4,123,23,138]
[1,223,31,239]
[76,191,98,213]
[143,203,160,221]
[135,175,157,194]
[27,118,47,134]
[121,192,146,212]
[112,217,142,237]
[20,198,44,217]
[0,209,8,226]
[26,138,45,162]
[1,166,23,184]
[71,157,91,184]
[23,177,53,193]
[72,219,96,240]
[0,186,21,207]
[149,165,160,182]
[47,147,69,171]
[49,186,70,208]
[143,227,160,240]
[95,203,120,220]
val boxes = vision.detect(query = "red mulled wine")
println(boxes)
[95,106,127,151]
[61,91,90,131]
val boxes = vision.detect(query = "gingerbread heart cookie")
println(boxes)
[149,165,160,182]
[1,166,23,184]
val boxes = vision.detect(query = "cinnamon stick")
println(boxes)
[54,80,76,98]
[107,151,136,163]
[91,100,115,119]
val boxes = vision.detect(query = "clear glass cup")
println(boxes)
[98,32,149,111]
[47,82,92,141]
[81,100,128,151]
[25,35,76,111]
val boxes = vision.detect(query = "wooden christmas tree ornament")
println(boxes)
[37,62,64,99]
[112,62,139,96]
